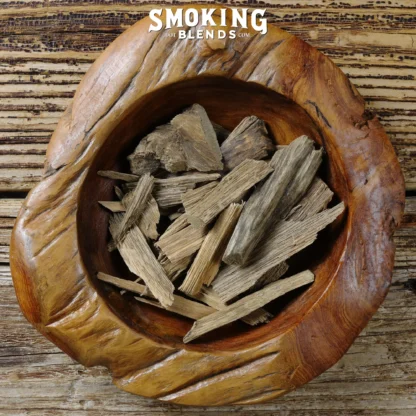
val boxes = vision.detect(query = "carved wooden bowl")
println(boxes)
[10,7,404,406]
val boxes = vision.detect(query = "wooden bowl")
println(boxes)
[10,7,405,406]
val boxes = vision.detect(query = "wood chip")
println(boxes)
[128,124,186,174]
[223,136,315,266]
[137,196,160,240]
[159,254,192,282]
[184,270,315,342]
[287,177,334,221]
[134,296,214,320]
[99,201,125,213]
[170,104,223,172]
[109,214,174,307]
[179,203,243,296]
[98,170,139,182]
[114,186,125,200]
[181,181,218,211]
[213,203,345,303]
[185,159,273,228]
[113,174,154,243]
[193,287,272,326]
[249,262,289,292]
[220,116,275,171]
[97,272,214,320]
[155,222,208,262]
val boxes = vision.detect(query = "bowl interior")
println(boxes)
[77,76,349,352]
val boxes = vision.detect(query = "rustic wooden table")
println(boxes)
[0,1,415,414]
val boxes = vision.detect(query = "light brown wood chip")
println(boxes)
[158,254,192,282]
[185,159,273,228]
[109,214,174,307]
[99,201,125,213]
[170,104,223,172]
[97,272,214,320]
[193,287,273,326]
[220,116,275,171]
[134,297,215,320]
[184,270,315,342]
[287,177,334,221]
[213,203,345,303]
[249,262,289,292]
[179,203,243,295]
[181,181,219,211]
[113,173,154,243]
[155,223,208,262]
[98,170,139,182]
[223,136,315,266]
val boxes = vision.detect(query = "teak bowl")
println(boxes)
[10,7,405,406]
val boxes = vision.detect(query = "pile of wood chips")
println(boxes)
[97,104,344,343]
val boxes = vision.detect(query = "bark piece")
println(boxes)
[128,124,186,174]
[213,203,345,303]
[220,116,275,171]
[109,214,174,307]
[223,136,316,266]
[113,174,154,243]
[287,177,334,221]
[155,222,208,262]
[97,272,214,320]
[179,203,243,296]
[181,181,219,211]
[185,159,273,228]
[184,270,315,342]
[170,104,223,172]
[99,201,125,213]
[193,287,272,326]
[98,170,139,182]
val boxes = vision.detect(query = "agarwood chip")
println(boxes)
[220,116,275,171]
[109,214,174,307]
[98,170,139,182]
[223,135,315,266]
[171,104,223,172]
[179,203,243,296]
[184,270,315,342]
[213,203,345,303]
[185,159,273,228]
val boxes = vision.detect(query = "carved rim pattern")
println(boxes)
[10,7,404,406]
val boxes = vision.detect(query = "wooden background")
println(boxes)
[0,1,415,414]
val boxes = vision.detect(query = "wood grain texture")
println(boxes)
[1,0,414,412]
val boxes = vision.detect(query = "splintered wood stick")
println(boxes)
[170,104,223,172]
[99,201,125,213]
[155,222,208,262]
[185,159,273,228]
[109,214,174,307]
[158,254,192,282]
[287,177,334,221]
[153,184,191,208]
[181,181,218,211]
[162,214,189,239]
[134,297,215,320]
[113,174,154,243]
[97,272,215,320]
[180,203,243,296]
[193,287,273,326]
[213,203,345,303]
[275,149,323,219]
[98,170,139,182]
[136,196,160,240]
[223,136,315,266]
[220,116,275,171]
[114,186,125,200]
[184,270,315,343]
